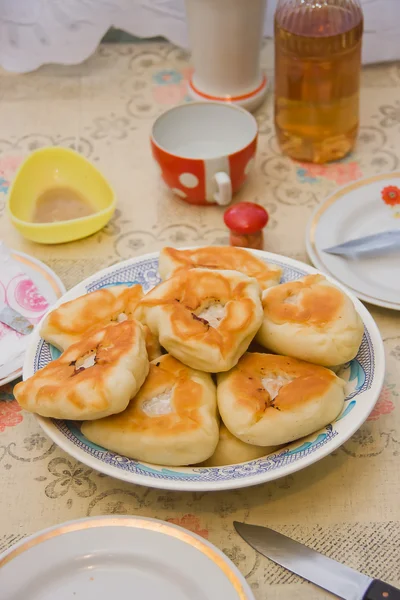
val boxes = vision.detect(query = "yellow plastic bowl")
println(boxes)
[7,147,116,244]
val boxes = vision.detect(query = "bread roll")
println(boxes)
[159,246,281,290]
[40,284,161,360]
[15,320,149,420]
[82,354,219,466]
[217,353,346,446]
[134,268,263,372]
[256,274,364,367]
[201,423,279,467]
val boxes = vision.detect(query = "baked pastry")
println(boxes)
[134,268,263,372]
[201,423,278,467]
[159,246,282,290]
[217,353,345,446]
[81,354,219,466]
[40,284,161,361]
[142,325,163,362]
[256,274,364,366]
[14,320,149,420]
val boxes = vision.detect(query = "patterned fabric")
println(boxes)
[0,41,399,596]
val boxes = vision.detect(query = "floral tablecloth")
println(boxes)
[0,41,399,598]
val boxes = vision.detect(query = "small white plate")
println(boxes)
[306,172,400,310]
[22,249,385,492]
[0,516,253,600]
[0,251,65,386]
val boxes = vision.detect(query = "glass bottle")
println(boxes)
[274,0,364,163]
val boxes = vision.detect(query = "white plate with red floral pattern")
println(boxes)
[0,250,65,386]
[306,172,400,310]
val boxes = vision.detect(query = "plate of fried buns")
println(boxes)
[15,246,385,491]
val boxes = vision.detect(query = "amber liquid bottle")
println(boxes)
[274,0,363,163]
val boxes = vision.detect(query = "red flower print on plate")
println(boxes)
[167,514,209,539]
[368,384,396,421]
[381,186,400,207]
[0,400,23,432]
[9,277,48,314]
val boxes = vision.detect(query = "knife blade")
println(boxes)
[0,305,33,335]
[234,521,400,600]
[323,229,400,257]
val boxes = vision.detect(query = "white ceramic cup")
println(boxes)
[151,102,258,206]
[185,0,268,112]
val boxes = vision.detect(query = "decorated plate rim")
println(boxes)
[0,250,66,386]
[0,515,254,600]
[23,249,385,492]
[306,171,400,311]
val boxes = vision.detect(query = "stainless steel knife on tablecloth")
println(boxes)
[234,521,400,600]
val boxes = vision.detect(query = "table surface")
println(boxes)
[0,41,399,598]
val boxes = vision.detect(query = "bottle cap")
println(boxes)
[224,202,269,234]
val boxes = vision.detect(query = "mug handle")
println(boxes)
[213,172,232,206]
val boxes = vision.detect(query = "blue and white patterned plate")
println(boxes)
[23,250,385,492]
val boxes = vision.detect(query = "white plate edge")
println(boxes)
[305,173,400,311]
[0,515,255,600]
[0,251,66,385]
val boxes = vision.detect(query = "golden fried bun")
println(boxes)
[217,353,345,446]
[201,423,278,467]
[81,354,219,466]
[159,246,282,290]
[40,284,161,361]
[134,269,263,373]
[256,274,364,367]
[142,325,162,361]
[14,321,149,420]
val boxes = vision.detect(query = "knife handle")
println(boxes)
[364,580,400,600]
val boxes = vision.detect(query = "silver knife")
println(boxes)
[0,305,33,335]
[323,229,400,257]
[234,521,400,600]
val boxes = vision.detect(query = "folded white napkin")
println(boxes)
[0,243,49,380]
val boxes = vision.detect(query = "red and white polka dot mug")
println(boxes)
[151,102,258,206]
